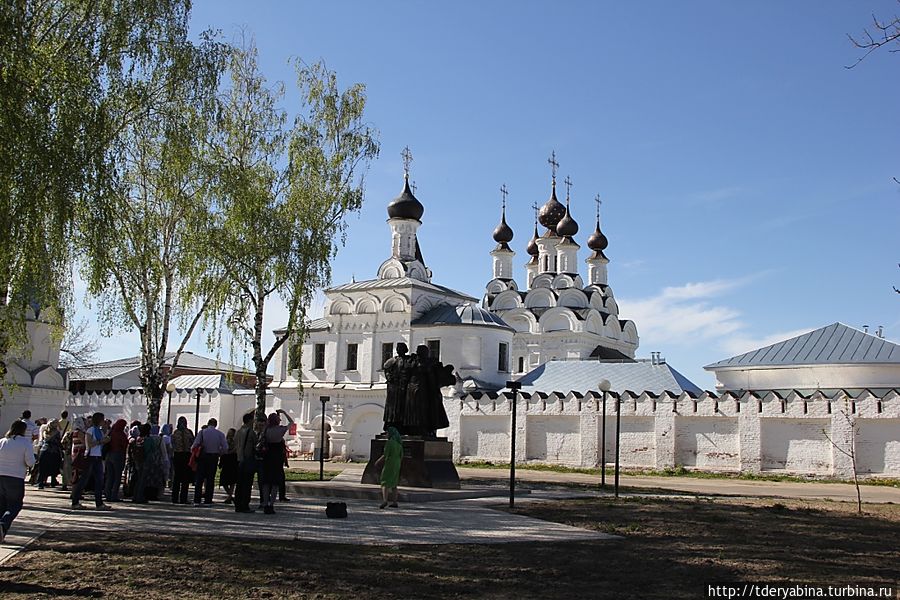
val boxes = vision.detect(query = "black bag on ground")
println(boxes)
[325,501,347,519]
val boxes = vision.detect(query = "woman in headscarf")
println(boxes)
[378,427,403,509]
[170,416,194,504]
[161,423,174,489]
[218,428,238,504]
[258,411,290,515]
[130,423,150,503]
[68,417,88,506]
[142,425,168,501]
[103,419,128,502]
[36,419,62,489]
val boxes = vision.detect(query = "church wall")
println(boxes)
[451,390,900,478]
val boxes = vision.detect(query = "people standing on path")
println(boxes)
[70,412,111,511]
[103,419,128,502]
[0,420,36,543]
[379,427,402,509]
[233,413,259,514]
[58,411,71,490]
[218,428,238,505]
[258,410,292,515]
[36,420,63,489]
[160,423,174,489]
[192,418,227,506]
[170,417,194,504]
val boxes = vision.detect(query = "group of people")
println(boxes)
[0,407,296,543]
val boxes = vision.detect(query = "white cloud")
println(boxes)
[691,186,744,204]
[719,327,816,357]
[619,278,747,345]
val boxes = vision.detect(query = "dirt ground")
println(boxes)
[1,496,897,599]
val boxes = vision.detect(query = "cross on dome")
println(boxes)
[401,146,413,177]
[500,184,509,213]
[595,193,602,225]
[564,175,573,205]
[547,150,559,183]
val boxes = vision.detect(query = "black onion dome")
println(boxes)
[587,220,608,251]
[538,181,566,231]
[387,176,424,220]
[492,210,513,244]
[526,223,539,256]
[556,204,578,237]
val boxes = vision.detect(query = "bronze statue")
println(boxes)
[383,343,456,437]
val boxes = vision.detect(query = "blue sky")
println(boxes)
[75,1,900,389]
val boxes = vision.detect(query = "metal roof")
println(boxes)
[165,374,249,392]
[412,303,514,331]
[704,323,900,370]
[327,277,476,301]
[517,359,702,396]
[68,351,251,381]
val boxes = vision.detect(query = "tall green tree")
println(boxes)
[83,33,229,425]
[0,0,195,400]
[210,44,379,417]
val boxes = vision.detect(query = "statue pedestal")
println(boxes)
[361,435,460,489]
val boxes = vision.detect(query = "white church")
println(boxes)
[271,154,692,461]
[4,152,898,479]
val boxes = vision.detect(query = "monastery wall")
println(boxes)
[447,389,900,478]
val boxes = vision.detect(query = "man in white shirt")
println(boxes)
[1,420,36,542]
[191,418,227,506]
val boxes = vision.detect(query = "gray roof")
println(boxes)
[68,351,250,381]
[704,323,900,370]
[517,359,702,396]
[327,277,476,302]
[413,303,514,331]
[165,374,249,392]
[308,317,330,331]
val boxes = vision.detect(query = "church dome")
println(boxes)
[492,210,513,244]
[556,204,578,237]
[526,223,539,256]
[538,181,566,232]
[387,176,424,221]
[587,220,608,251]
[413,303,514,331]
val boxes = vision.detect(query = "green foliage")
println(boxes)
[80,26,229,424]
[209,42,379,417]
[0,0,195,400]
[288,343,302,372]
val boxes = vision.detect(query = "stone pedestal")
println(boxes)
[361,436,460,489]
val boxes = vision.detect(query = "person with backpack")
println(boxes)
[233,413,260,514]
[0,420,36,543]
[71,412,111,511]
[170,417,194,504]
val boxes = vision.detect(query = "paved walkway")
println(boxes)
[0,482,612,566]
[3,463,896,567]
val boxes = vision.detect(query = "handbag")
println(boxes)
[325,501,348,519]
[188,433,202,471]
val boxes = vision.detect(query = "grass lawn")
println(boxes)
[1,495,896,599]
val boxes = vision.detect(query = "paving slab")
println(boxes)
[0,483,614,565]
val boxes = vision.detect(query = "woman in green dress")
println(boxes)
[379,427,402,509]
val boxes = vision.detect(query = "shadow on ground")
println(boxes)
[0,497,897,599]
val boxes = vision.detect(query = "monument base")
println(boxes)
[361,435,460,489]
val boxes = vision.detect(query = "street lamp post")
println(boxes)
[598,379,610,489]
[506,380,522,509]
[615,390,622,498]
[319,396,330,481]
[194,388,202,434]
[166,382,176,427]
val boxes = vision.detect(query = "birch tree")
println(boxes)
[210,44,379,417]
[82,34,228,425]
[0,0,196,401]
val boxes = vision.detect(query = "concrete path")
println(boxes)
[0,482,612,566]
